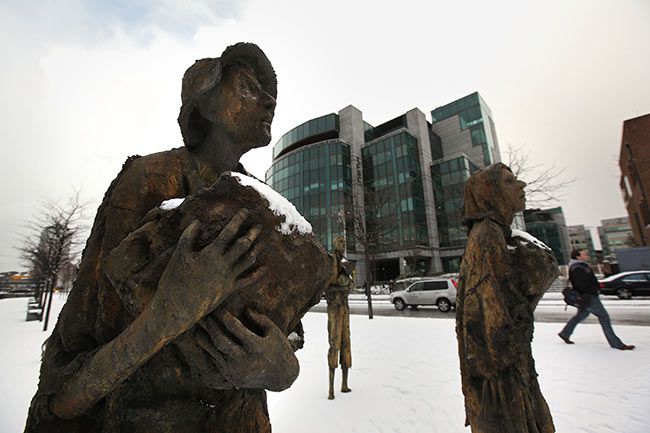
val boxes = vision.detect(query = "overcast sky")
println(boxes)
[1,0,648,270]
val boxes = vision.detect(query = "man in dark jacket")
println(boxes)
[558,249,635,350]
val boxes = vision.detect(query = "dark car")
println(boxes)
[598,271,650,299]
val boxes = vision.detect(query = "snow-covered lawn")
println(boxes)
[2,296,649,433]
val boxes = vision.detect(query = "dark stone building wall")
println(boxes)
[620,113,650,246]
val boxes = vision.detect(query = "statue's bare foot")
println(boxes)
[341,386,351,393]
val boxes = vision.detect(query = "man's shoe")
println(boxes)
[618,344,635,351]
[558,333,574,344]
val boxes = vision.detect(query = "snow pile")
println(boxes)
[159,197,185,210]
[230,172,312,235]
[268,314,650,433]
[0,296,67,433]
[2,297,650,433]
[288,332,302,346]
[512,228,551,250]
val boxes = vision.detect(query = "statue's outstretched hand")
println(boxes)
[154,209,264,336]
[194,308,300,392]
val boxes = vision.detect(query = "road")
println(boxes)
[310,293,650,326]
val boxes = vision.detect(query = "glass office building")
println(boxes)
[266,92,504,282]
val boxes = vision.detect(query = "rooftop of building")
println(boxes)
[601,216,630,226]
[623,112,650,125]
[271,91,485,161]
[524,207,566,223]
[430,91,492,123]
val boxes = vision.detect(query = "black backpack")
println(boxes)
[562,263,583,308]
[562,285,582,308]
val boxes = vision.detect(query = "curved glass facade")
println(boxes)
[272,113,340,159]
[362,131,428,249]
[266,140,354,251]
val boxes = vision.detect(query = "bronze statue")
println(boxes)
[25,43,331,433]
[456,163,558,433]
[325,236,352,400]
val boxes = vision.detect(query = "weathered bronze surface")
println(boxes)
[325,236,352,400]
[25,43,330,433]
[457,163,558,433]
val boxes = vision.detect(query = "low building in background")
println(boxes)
[598,216,636,259]
[524,207,571,265]
[567,224,596,263]
[597,226,611,257]
[265,92,512,283]
[0,271,37,298]
[619,113,650,246]
[615,247,650,272]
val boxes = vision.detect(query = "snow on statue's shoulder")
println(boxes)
[511,229,551,251]
[230,172,313,235]
[160,198,185,210]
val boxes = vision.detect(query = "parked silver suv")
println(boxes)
[389,278,458,312]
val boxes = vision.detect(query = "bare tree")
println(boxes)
[19,193,89,331]
[506,144,576,208]
[353,188,399,279]
[345,187,400,319]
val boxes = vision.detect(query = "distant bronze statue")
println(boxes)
[25,43,331,433]
[456,163,558,433]
[325,236,352,400]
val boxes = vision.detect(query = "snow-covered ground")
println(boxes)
[2,295,649,433]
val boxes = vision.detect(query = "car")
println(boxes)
[389,277,458,312]
[391,277,426,293]
[598,270,650,299]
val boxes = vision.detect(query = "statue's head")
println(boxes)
[461,162,526,230]
[178,43,277,154]
[333,236,346,255]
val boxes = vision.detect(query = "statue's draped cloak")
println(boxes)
[456,218,558,433]
[457,163,558,433]
[324,256,352,370]
[24,147,272,433]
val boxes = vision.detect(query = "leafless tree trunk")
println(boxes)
[346,187,400,319]
[18,192,89,330]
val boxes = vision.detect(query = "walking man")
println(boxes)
[559,249,635,350]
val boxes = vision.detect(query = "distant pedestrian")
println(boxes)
[559,249,635,350]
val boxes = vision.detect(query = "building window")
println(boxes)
[362,132,428,250]
[266,140,354,252]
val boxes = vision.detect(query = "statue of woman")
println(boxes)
[456,163,558,433]
[24,43,326,433]
[325,236,353,400]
